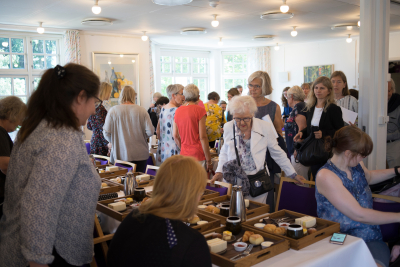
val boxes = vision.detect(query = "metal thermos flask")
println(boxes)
[229,185,247,222]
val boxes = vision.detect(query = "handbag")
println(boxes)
[294,128,331,166]
[233,124,272,197]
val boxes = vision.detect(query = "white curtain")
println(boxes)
[63,30,81,64]
[247,46,271,75]
[149,39,155,101]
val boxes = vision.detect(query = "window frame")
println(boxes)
[221,51,248,101]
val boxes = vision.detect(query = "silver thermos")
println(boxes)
[229,185,247,222]
[124,172,137,196]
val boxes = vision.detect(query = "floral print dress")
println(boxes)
[87,104,109,156]
[157,107,180,164]
[204,103,226,142]
[284,102,306,156]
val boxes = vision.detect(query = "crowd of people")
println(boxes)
[0,62,399,267]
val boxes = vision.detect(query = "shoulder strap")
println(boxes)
[233,123,241,166]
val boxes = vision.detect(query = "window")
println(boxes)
[158,50,210,101]
[221,52,248,101]
[0,35,61,103]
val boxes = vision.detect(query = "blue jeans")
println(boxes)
[366,240,390,267]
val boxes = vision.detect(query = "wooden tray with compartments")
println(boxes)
[183,212,221,233]
[99,179,124,195]
[198,195,270,224]
[146,188,220,200]
[98,167,128,178]
[202,225,289,267]
[96,194,149,221]
[243,209,340,250]
[102,172,156,187]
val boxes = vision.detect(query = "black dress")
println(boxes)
[107,209,212,267]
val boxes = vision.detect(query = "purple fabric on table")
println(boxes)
[146,155,154,166]
[85,143,90,154]
[115,162,133,172]
[95,158,108,165]
[206,185,227,196]
[277,181,318,217]
[373,201,400,243]
[146,169,157,176]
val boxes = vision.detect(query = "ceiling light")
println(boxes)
[346,34,352,43]
[280,0,289,13]
[331,23,358,30]
[291,26,297,37]
[209,0,219,8]
[358,21,360,27]
[141,31,148,41]
[218,37,223,46]
[132,60,135,63]
[152,0,192,6]
[260,11,294,20]
[180,28,207,35]
[37,22,44,34]
[120,54,123,57]
[346,26,353,30]
[108,61,111,64]
[274,43,280,51]
[211,15,219,27]
[92,0,101,14]
[1,41,8,47]
[253,35,274,41]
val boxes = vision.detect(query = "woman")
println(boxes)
[156,84,185,164]
[0,64,101,267]
[387,78,400,168]
[294,76,344,179]
[331,71,358,125]
[204,92,225,148]
[0,96,26,219]
[316,126,396,267]
[301,82,311,100]
[284,86,309,179]
[107,155,211,267]
[281,87,292,123]
[87,82,112,156]
[101,82,113,111]
[173,84,212,171]
[104,86,154,172]
[211,96,305,204]
[226,88,240,122]
[148,92,163,130]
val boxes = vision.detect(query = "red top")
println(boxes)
[174,105,207,161]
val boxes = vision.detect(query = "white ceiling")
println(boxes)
[1,0,400,48]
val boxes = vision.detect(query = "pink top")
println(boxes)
[197,99,205,108]
[174,105,207,161]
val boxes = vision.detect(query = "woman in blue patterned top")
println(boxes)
[316,126,400,267]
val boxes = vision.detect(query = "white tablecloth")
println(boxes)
[212,235,376,267]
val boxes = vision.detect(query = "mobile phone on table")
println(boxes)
[329,233,347,245]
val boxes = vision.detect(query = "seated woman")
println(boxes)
[316,126,398,267]
[211,96,305,203]
[107,155,211,267]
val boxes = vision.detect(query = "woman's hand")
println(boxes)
[29,262,49,267]
[210,172,223,185]
[314,130,322,139]
[294,175,306,185]
[207,162,214,171]
[293,132,303,142]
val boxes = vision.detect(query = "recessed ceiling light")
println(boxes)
[274,43,280,50]
[37,22,44,34]
[280,0,289,13]
[253,35,274,41]
[331,23,358,30]
[291,26,297,37]
[218,37,223,46]
[108,61,111,64]
[152,0,192,6]
[211,14,219,27]
[92,0,101,14]
[180,28,207,35]
[346,34,352,43]
[260,11,294,20]
[81,18,113,26]
[132,60,135,63]
[141,31,148,41]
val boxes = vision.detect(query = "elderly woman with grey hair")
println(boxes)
[211,96,305,204]
[156,84,185,164]
[104,86,154,172]
[0,96,26,219]
[173,84,212,170]
[387,78,400,168]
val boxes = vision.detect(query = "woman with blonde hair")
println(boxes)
[107,155,211,267]
[87,82,112,155]
[104,86,154,172]
[294,76,344,179]
[99,82,113,111]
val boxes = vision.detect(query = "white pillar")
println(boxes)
[358,0,390,170]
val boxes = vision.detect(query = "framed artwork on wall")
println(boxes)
[303,64,334,83]
[92,52,140,107]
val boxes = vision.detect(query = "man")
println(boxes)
[236,85,243,95]
[387,78,400,168]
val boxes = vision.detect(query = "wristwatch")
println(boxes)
[395,166,400,176]
[289,173,297,179]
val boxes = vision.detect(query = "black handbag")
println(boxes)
[294,127,331,166]
[233,124,273,197]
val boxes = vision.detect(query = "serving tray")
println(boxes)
[102,172,156,187]
[183,212,221,233]
[98,167,128,178]
[146,188,220,200]
[99,179,124,195]
[198,195,270,224]
[96,194,149,221]
[203,225,289,267]
[243,209,340,250]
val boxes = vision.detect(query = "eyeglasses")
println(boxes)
[94,96,102,108]
[175,93,184,96]
[248,84,261,90]
[233,117,252,123]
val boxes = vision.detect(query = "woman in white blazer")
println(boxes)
[211,96,305,203]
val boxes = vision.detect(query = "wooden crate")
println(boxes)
[97,194,149,221]
[243,209,340,250]
[202,225,289,267]
[198,195,270,224]
[183,213,221,233]
[201,189,220,201]
[99,179,123,195]
[102,172,156,187]
[98,167,128,178]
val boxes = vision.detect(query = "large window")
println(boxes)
[221,52,248,101]
[0,35,61,103]
[158,50,209,101]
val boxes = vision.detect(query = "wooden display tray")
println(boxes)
[102,172,156,187]
[146,188,219,201]
[98,167,128,178]
[203,225,289,267]
[183,213,221,233]
[198,195,270,224]
[243,209,340,250]
[97,194,149,222]
[99,179,124,195]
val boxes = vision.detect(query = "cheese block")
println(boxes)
[207,238,227,253]
[295,216,316,228]
[108,202,126,211]
[244,199,249,208]
[106,166,119,172]
[136,174,151,181]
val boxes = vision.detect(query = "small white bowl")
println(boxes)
[233,242,248,252]
[197,220,208,225]
[254,223,266,229]
[278,222,290,230]
[261,241,274,249]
